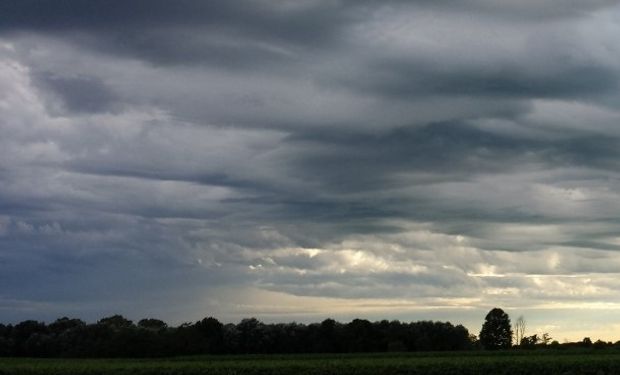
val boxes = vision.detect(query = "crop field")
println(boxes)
[2,351,620,375]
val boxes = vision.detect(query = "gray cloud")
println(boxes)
[34,73,121,114]
[1,0,620,340]
[339,60,619,100]
[0,0,353,70]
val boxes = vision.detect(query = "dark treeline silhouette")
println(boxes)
[0,315,473,357]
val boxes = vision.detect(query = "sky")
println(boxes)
[1,0,620,342]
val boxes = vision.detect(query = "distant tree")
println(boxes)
[0,323,12,356]
[316,318,339,352]
[593,339,609,349]
[12,320,48,356]
[222,323,240,353]
[137,318,167,331]
[237,318,266,353]
[0,314,477,357]
[98,315,134,330]
[270,322,308,353]
[513,315,526,347]
[49,317,85,335]
[344,319,377,352]
[468,334,480,349]
[549,340,560,349]
[194,317,224,353]
[581,337,593,348]
[0,336,12,356]
[520,334,539,348]
[479,308,512,350]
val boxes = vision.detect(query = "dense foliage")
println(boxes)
[479,308,512,350]
[0,316,473,357]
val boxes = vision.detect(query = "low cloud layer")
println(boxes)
[1,1,620,340]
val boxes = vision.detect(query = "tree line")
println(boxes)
[0,308,616,357]
[477,308,617,351]
[0,315,472,357]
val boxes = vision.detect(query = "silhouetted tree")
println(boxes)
[0,315,477,357]
[49,317,85,335]
[222,323,240,353]
[593,339,609,349]
[513,315,526,347]
[0,323,12,356]
[194,317,224,354]
[315,318,340,352]
[137,318,167,331]
[520,334,539,348]
[12,320,48,356]
[581,337,593,348]
[46,317,85,357]
[237,318,267,353]
[97,315,134,330]
[344,319,377,352]
[479,308,512,350]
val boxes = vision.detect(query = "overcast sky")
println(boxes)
[2,0,620,341]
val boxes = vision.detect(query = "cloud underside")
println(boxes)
[1,0,620,338]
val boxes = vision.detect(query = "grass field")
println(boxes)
[1,351,620,374]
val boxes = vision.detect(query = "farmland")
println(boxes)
[2,351,620,375]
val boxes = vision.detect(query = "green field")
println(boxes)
[1,351,620,375]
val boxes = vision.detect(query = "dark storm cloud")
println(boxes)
[338,60,619,100]
[55,118,620,204]
[0,0,344,41]
[35,73,120,113]
[2,0,620,332]
[560,240,620,251]
[285,122,620,194]
[423,0,620,21]
[0,0,353,68]
[2,0,617,71]
[2,0,615,33]
[21,115,620,245]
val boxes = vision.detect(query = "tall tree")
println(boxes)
[479,308,512,350]
[513,315,526,346]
